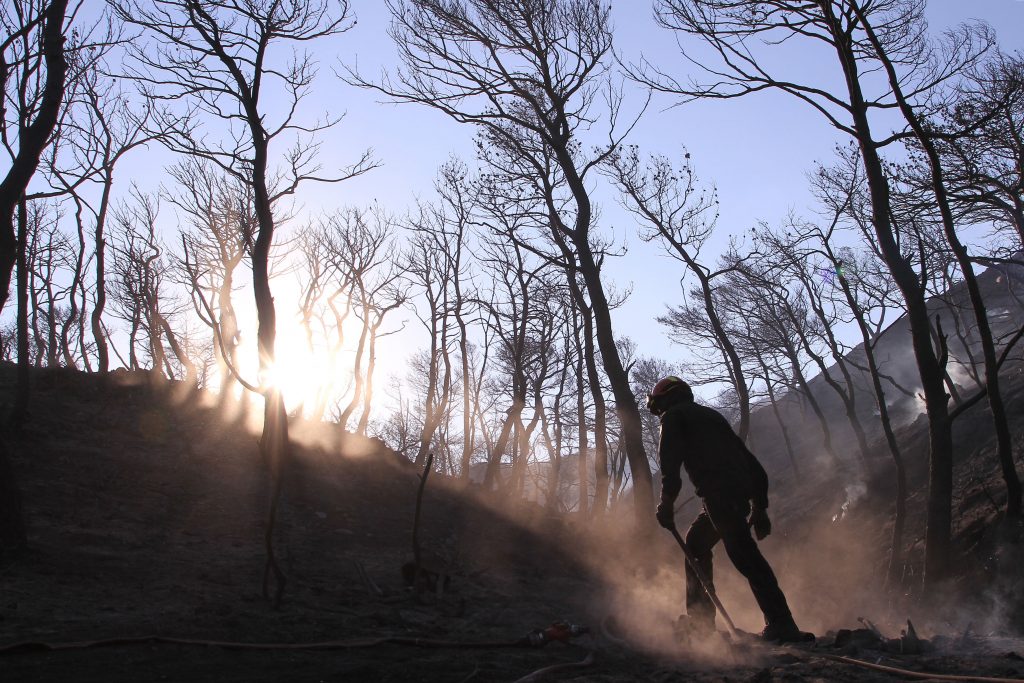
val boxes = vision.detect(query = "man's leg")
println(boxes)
[683,509,720,632]
[703,497,797,636]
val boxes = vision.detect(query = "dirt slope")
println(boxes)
[2,365,1024,682]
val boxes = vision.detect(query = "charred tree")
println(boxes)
[607,148,751,442]
[649,0,982,586]
[115,0,374,606]
[356,0,655,521]
[807,164,912,584]
[0,0,70,306]
[937,55,1024,249]
[173,161,252,401]
[855,7,1023,519]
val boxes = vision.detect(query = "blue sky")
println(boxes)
[304,0,1024,395]
[95,0,1024,406]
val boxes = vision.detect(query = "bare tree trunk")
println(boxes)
[415,291,452,468]
[700,272,751,441]
[91,174,115,373]
[541,399,563,511]
[42,253,59,368]
[573,289,609,515]
[251,151,290,608]
[568,234,652,519]
[758,358,799,480]
[585,350,608,513]
[29,254,45,369]
[355,319,384,436]
[216,262,241,395]
[13,198,31,428]
[60,199,89,368]
[828,18,954,582]
[0,0,70,307]
[339,303,370,428]
[575,328,589,518]
[456,309,474,478]
[127,309,140,371]
[147,307,166,377]
[482,403,521,491]
[159,315,196,385]
[857,10,1022,518]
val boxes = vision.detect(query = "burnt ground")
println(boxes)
[2,366,1024,682]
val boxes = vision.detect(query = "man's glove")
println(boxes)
[655,500,676,530]
[750,507,771,540]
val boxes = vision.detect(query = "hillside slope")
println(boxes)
[1,366,1024,681]
[0,367,606,681]
[742,260,1024,601]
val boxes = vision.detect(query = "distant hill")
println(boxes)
[742,258,1024,624]
[749,258,1024,482]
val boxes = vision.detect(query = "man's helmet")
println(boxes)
[646,376,693,415]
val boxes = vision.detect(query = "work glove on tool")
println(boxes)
[656,500,676,530]
[749,507,771,540]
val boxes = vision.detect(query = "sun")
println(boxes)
[226,275,411,423]
[258,325,340,412]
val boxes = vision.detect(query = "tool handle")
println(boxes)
[669,527,739,637]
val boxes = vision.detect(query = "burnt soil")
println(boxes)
[2,366,1024,682]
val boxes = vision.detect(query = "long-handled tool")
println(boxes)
[668,527,740,639]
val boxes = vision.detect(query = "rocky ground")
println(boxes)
[2,366,1024,682]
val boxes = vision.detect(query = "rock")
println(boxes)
[834,628,882,649]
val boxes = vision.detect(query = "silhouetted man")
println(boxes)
[648,376,804,643]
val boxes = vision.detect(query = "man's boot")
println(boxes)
[674,613,715,645]
[759,615,813,643]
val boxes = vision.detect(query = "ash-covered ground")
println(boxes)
[2,366,1024,682]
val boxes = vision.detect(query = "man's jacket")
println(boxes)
[658,400,770,509]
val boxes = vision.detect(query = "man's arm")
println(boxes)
[655,414,685,529]
[659,415,685,503]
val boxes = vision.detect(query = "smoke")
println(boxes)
[832,481,868,524]
[568,513,774,666]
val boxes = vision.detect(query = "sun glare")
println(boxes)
[257,331,338,412]
[226,275,411,422]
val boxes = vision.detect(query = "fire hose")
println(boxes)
[789,651,1024,683]
[0,622,591,655]
[1,623,596,683]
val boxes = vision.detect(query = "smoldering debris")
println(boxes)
[831,619,930,654]
[831,481,868,524]
[820,616,1024,662]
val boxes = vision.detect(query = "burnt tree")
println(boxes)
[115,0,374,606]
[356,0,655,521]
[649,0,986,586]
